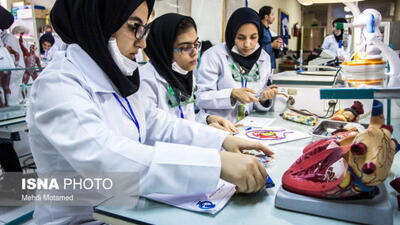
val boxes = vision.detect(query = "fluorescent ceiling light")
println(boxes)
[298,0,364,4]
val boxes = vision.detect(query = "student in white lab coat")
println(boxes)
[39,32,56,63]
[140,13,238,132]
[321,18,352,61]
[28,1,273,224]
[196,7,278,123]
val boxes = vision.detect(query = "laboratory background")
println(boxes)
[0,0,399,224]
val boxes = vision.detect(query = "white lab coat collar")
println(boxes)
[219,43,268,62]
[148,62,168,85]
[66,44,117,94]
[148,62,196,88]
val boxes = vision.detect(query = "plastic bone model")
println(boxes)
[282,100,400,199]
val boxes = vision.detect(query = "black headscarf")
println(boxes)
[0,6,14,30]
[225,7,263,72]
[50,0,155,98]
[332,18,347,43]
[145,13,196,96]
[39,32,55,54]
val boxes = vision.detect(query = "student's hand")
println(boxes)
[260,85,278,103]
[271,38,283,49]
[207,115,239,133]
[231,88,258,104]
[219,151,268,193]
[222,135,274,157]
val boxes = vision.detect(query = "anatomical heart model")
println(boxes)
[282,100,399,199]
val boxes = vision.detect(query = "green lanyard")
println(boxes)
[231,61,260,83]
[166,84,195,109]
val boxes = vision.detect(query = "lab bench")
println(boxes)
[93,112,400,225]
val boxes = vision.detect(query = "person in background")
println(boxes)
[28,1,273,223]
[41,24,67,51]
[259,6,283,73]
[0,6,25,106]
[321,18,351,61]
[140,13,238,132]
[196,8,278,123]
[0,5,23,187]
[39,32,55,62]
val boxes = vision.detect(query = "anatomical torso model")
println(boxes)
[0,43,19,107]
[19,33,41,103]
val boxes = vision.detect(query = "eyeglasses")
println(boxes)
[173,41,202,55]
[127,21,150,40]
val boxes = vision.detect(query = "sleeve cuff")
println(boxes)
[195,110,210,124]
[140,142,221,195]
[254,99,274,112]
[218,88,236,109]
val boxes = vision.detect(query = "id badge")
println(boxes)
[238,104,249,121]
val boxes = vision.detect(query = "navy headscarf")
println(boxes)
[225,7,263,72]
[50,0,155,97]
[0,6,14,30]
[145,13,196,96]
[333,18,347,43]
[39,32,55,54]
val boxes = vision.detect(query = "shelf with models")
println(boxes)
[320,87,400,125]
[320,88,400,99]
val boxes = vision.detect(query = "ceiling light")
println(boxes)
[298,0,364,4]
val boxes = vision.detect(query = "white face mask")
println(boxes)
[232,43,260,57]
[171,61,189,75]
[108,37,138,76]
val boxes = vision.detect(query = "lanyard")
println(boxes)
[113,93,142,143]
[241,76,247,88]
[178,105,184,119]
[168,84,185,118]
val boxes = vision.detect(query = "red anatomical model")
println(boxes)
[19,33,41,103]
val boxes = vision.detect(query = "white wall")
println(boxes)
[153,0,190,17]
[191,0,224,45]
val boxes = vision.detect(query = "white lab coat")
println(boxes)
[27,44,229,224]
[139,62,208,123]
[195,43,273,123]
[321,34,352,59]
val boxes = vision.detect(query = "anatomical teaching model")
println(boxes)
[0,43,19,107]
[282,100,399,199]
[331,101,364,122]
[19,33,41,104]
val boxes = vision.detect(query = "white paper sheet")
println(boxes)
[237,117,275,128]
[236,126,310,145]
[144,179,236,214]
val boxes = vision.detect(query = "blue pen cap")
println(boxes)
[372,100,383,116]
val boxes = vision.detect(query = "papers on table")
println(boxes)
[236,126,310,145]
[144,179,236,214]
